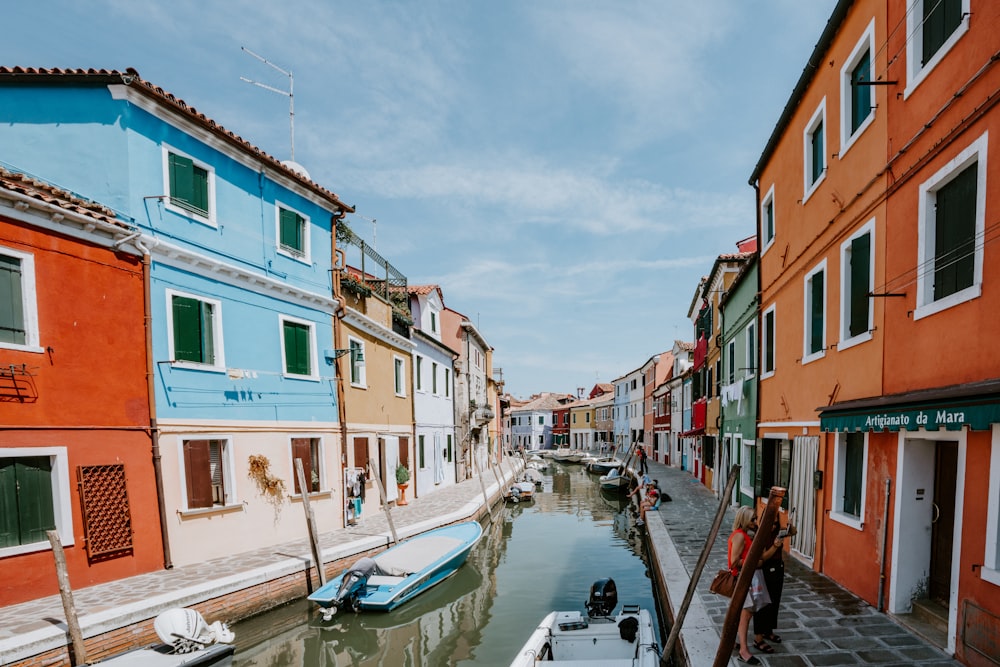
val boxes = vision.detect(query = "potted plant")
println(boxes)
[395,463,411,505]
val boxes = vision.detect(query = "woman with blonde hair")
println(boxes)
[726,506,770,664]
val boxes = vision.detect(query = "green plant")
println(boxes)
[395,463,410,485]
[340,274,372,298]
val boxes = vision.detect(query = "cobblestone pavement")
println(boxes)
[645,458,961,667]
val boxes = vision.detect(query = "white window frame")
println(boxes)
[393,355,406,397]
[348,336,367,388]
[0,447,74,558]
[904,0,970,99]
[840,19,877,156]
[279,315,319,380]
[802,98,828,203]
[178,435,238,512]
[738,436,753,498]
[760,184,776,254]
[830,430,868,531]
[288,436,326,496]
[839,219,876,351]
[275,201,311,264]
[432,361,439,395]
[429,310,438,334]
[0,246,42,353]
[915,131,987,320]
[162,144,216,227]
[744,320,756,378]
[802,259,828,365]
[984,425,1000,587]
[165,289,226,372]
[761,304,777,380]
[445,368,451,398]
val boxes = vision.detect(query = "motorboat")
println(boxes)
[527,456,548,472]
[587,457,624,475]
[308,521,483,621]
[521,467,544,487]
[550,448,575,463]
[599,467,630,493]
[508,578,659,667]
[505,480,536,503]
[98,608,234,666]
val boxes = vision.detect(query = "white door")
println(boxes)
[790,435,819,560]
[434,433,444,484]
[380,436,399,503]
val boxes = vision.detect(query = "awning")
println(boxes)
[819,378,1000,432]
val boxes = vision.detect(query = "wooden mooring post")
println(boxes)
[294,458,326,588]
[46,530,87,666]
[369,457,399,545]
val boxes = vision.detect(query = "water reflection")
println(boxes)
[232,460,658,666]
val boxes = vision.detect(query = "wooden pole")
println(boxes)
[369,456,399,545]
[46,531,87,666]
[712,486,786,667]
[295,459,326,587]
[661,465,740,664]
[472,450,494,524]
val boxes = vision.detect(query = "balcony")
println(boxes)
[691,398,707,432]
[473,406,495,427]
[692,334,707,371]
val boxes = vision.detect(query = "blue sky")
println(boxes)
[4,1,837,399]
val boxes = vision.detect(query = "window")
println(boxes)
[803,261,827,363]
[447,434,453,463]
[841,21,876,154]
[832,431,866,529]
[586,413,590,423]
[280,317,316,378]
[840,220,875,349]
[572,413,577,424]
[348,338,366,387]
[727,340,736,384]
[164,147,214,223]
[182,438,233,509]
[803,99,827,200]
[0,247,40,351]
[419,435,426,469]
[276,205,310,262]
[906,0,969,96]
[761,186,775,251]
[738,437,754,498]
[430,311,438,334]
[291,438,321,494]
[745,321,756,377]
[984,425,1000,586]
[445,368,451,397]
[168,290,224,370]
[538,416,543,425]
[0,450,74,555]
[762,305,776,378]
[432,362,439,394]
[415,356,423,391]
[394,356,406,396]
[915,132,986,320]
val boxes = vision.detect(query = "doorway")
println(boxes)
[929,442,957,604]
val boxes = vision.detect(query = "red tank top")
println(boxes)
[727,528,751,574]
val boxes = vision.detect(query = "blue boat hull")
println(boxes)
[308,521,483,616]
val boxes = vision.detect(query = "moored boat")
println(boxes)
[97,608,235,666]
[508,578,659,667]
[599,467,630,493]
[308,521,483,621]
[587,456,624,475]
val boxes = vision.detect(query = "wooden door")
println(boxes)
[929,441,957,604]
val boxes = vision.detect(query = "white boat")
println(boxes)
[505,480,536,503]
[509,578,659,667]
[599,467,630,493]
[98,608,234,666]
[587,456,624,475]
[550,448,575,462]
[527,456,548,472]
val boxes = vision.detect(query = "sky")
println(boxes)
[4,1,839,399]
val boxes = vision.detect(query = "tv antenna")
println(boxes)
[353,213,377,251]
[240,47,295,161]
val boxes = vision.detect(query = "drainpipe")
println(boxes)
[878,476,892,612]
[117,234,172,570]
[332,238,351,525]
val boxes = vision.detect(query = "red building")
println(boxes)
[551,405,570,447]
[0,171,165,604]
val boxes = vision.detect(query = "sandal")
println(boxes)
[753,640,774,654]
[764,632,782,643]
[738,657,761,665]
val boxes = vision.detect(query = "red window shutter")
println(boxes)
[353,437,369,470]
[184,440,214,509]
[398,437,409,469]
[292,438,313,494]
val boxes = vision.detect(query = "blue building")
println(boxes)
[0,67,353,565]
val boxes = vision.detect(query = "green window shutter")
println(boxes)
[172,296,208,363]
[764,310,775,373]
[279,209,304,253]
[447,434,453,463]
[851,50,871,133]
[934,163,977,301]
[923,0,962,65]
[184,440,214,509]
[292,438,314,494]
[811,121,825,184]
[843,433,864,516]
[284,321,311,375]
[432,362,438,393]
[849,233,871,337]
[419,436,425,468]
[0,255,25,345]
[168,153,209,216]
[15,457,56,545]
[0,459,20,547]
[765,201,774,242]
[190,165,209,215]
[810,271,825,354]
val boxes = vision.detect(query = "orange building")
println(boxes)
[0,171,165,604]
[752,0,1000,661]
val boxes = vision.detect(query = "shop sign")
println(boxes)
[820,400,1000,432]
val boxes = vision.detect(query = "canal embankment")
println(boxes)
[0,459,523,667]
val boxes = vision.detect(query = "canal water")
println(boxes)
[230,461,661,666]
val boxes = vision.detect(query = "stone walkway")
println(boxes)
[644,457,961,667]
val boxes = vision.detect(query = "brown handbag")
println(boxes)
[709,568,737,597]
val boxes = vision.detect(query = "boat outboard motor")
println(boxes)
[154,608,234,654]
[585,578,618,617]
[335,557,378,605]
